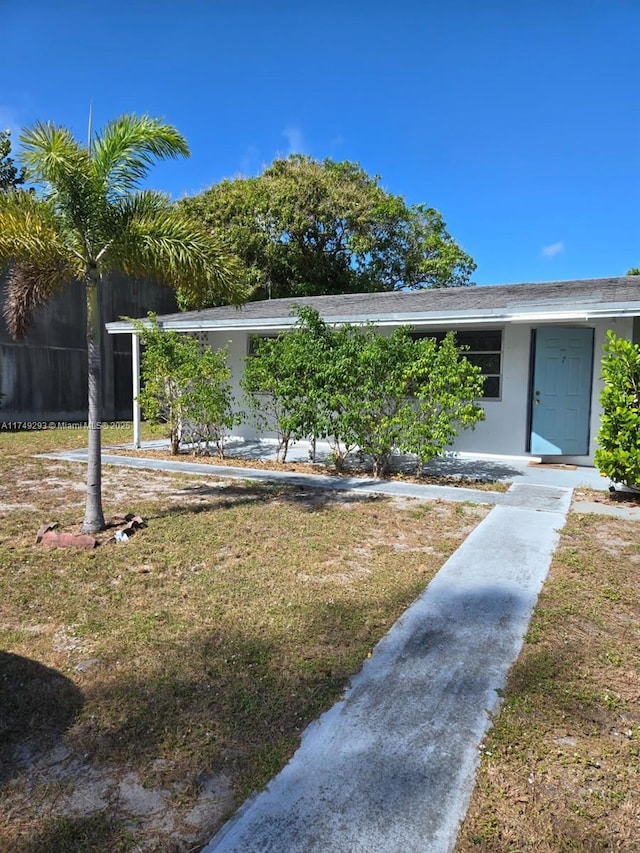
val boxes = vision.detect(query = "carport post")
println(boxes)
[132,331,141,449]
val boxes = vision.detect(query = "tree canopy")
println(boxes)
[179,155,476,305]
[0,130,25,192]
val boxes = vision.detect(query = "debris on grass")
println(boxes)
[35,514,147,550]
[39,530,98,550]
[35,521,58,543]
[106,513,146,544]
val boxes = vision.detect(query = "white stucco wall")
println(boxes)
[205,329,260,438]
[208,318,635,465]
[449,323,529,457]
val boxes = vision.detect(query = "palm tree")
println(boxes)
[0,114,247,533]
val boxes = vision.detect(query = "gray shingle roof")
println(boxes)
[106,277,640,332]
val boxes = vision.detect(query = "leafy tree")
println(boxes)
[626,267,640,276]
[179,154,476,304]
[0,114,248,532]
[183,369,240,458]
[241,318,323,461]
[135,316,237,457]
[319,326,485,477]
[242,308,485,476]
[594,331,640,488]
[398,333,487,473]
[0,130,25,192]
[307,320,364,471]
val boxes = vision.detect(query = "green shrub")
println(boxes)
[595,331,640,487]
[242,308,486,475]
[134,315,238,456]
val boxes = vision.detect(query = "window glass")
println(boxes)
[409,329,503,400]
[482,375,501,399]
[466,353,501,374]
[455,330,502,351]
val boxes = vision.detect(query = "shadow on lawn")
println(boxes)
[74,626,364,779]
[151,481,384,522]
[69,583,425,785]
[222,441,524,481]
[0,652,84,783]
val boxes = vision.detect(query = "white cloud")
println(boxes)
[282,125,306,154]
[329,133,347,148]
[541,241,565,258]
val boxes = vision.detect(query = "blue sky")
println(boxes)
[2,0,639,286]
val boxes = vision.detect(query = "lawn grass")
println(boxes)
[455,511,640,852]
[0,428,486,851]
[0,420,165,456]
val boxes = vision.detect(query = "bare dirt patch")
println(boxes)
[573,485,640,507]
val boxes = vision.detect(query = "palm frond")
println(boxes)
[112,188,173,221]
[19,122,104,243]
[108,199,250,306]
[3,259,71,339]
[0,191,78,338]
[0,190,75,266]
[91,189,170,261]
[91,115,190,196]
[20,122,88,188]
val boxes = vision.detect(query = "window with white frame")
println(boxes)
[410,329,503,400]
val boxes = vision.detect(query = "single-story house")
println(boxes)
[106,276,640,466]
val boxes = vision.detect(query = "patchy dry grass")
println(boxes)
[455,512,640,853]
[0,429,487,852]
[573,485,640,507]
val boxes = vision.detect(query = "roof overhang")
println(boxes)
[106,301,640,335]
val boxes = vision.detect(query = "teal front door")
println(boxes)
[530,327,594,455]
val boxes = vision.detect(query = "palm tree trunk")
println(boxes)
[81,266,106,533]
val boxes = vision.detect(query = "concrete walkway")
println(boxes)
[42,444,628,850]
[43,439,610,504]
[201,484,571,853]
[48,441,640,516]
